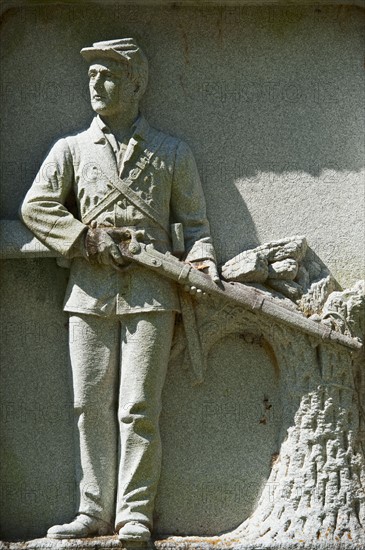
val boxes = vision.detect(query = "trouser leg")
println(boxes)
[115,311,175,531]
[69,314,119,524]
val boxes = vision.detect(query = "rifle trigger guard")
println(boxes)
[125,228,145,255]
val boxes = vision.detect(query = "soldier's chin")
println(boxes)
[91,100,108,113]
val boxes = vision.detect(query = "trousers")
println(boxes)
[69,310,175,530]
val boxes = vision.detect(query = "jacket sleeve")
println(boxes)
[170,140,216,263]
[20,138,87,257]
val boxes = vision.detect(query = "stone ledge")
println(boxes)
[0,220,59,259]
[0,537,363,550]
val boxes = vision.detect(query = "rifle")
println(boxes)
[109,228,362,353]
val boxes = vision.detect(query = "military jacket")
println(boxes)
[21,116,215,316]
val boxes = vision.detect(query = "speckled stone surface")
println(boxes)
[1,536,364,550]
[1,1,364,545]
[1,4,364,285]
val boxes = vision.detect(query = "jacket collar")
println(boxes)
[87,113,152,182]
[89,113,150,145]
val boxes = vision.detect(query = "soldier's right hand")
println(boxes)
[84,227,123,267]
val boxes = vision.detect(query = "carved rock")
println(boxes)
[221,250,269,283]
[266,279,303,300]
[298,274,338,317]
[220,236,343,317]
[306,258,323,281]
[268,258,298,280]
[295,264,310,290]
[256,235,308,263]
[221,236,307,285]
[321,280,365,340]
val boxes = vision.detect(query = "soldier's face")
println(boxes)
[88,60,137,116]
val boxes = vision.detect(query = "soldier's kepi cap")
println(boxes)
[80,38,145,66]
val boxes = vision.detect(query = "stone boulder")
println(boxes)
[221,250,268,283]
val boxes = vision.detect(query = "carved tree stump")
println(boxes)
[172,293,365,546]
[226,338,365,545]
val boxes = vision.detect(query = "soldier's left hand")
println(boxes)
[184,259,220,298]
[189,259,220,282]
[201,260,220,283]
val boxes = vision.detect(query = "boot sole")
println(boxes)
[47,529,111,539]
[118,534,151,542]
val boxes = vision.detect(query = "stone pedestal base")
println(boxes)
[1,537,364,550]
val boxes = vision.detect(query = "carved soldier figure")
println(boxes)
[21,39,217,541]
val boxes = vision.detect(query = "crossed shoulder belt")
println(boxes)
[72,131,170,236]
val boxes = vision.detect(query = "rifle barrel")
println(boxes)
[119,241,362,352]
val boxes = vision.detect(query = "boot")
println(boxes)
[118,521,151,541]
[47,513,112,539]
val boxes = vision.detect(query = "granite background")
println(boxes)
[0,2,364,541]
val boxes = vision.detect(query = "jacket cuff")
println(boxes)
[185,241,217,263]
[66,227,88,259]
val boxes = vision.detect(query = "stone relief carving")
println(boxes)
[221,235,339,315]
[321,280,365,340]
[163,285,365,546]
[14,37,364,549]
[20,38,219,543]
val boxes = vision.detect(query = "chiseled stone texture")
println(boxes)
[1,1,365,545]
[221,235,341,314]
[0,4,364,287]
[1,537,365,550]
[268,258,298,280]
[321,280,365,339]
[221,249,268,282]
